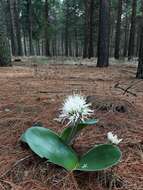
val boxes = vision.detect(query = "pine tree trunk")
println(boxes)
[23,28,27,56]
[136,1,143,78]
[75,28,78,57]
[36,40,40,56]
[69,37,72,57]
[14,0,23,56]
[44,0,50,56]
[136,23,143,79]
[87,0,94,58]
[109,0,115,57]
[8,0,18,56]
[97,0,109,67]
[65,24,69,56]
[135,17,142,57]
[42,40,44,56]
[61,32,64,56]
[0,0,11,66]
[83,0,94,59]
[64,0,69,56]
[27,0,34,55]
[123,0,129,57]
[114,0,122,59]
[83,6,87,59]
[128,0,137,60]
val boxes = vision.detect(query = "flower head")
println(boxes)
[59,94,93,125]
[107,132,122,145]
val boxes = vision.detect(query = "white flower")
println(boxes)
[107,132,122,145]
[59,94,93,125]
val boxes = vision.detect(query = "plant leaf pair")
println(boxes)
[21,126,121,171]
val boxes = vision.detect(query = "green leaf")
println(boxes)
[21,127,79,171]
[81,119,99,125]
[60,124,84,143]
[77,144,121,171]
[61,119,98,143]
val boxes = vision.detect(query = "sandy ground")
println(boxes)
[0,59,143,190]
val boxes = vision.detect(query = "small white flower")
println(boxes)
[107,132,122,145]
[59,94,93,125]
[81,163,88,169]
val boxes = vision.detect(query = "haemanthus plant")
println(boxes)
[21,94,122,171]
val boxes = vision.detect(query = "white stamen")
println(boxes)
[59,94,93,125]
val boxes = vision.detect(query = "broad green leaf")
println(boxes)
[61,119,98,143]
[77,144,121,171]
[21,127,79,171]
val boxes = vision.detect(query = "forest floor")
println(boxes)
[0,57,143,190]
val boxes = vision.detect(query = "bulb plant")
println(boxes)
[21,94,122,171]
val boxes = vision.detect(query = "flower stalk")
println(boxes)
[66,119,80,145]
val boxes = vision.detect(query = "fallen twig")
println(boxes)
[114,83,137,97]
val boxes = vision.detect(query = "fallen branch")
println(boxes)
[114,83,137,97]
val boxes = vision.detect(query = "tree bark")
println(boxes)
[64,0,69,56]
[44,0,50,56]
[69,37,73,57]
[83,1,88,58]
[128,0,137,60]
[136,23,143,79]
[0,0,11,66]
[75,28,78,57]
[97,0,109,67]
[23,28,27,56]
[27,0,34,55]
[123,0,129,57]
[83,0,94,59]
[114,0,122,59]
[136,2,143,79]
[8,0,18,56]
[14,0,23,56]
[135,17,142,57]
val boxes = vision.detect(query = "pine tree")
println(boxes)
[136,22,143,79]
[83,0,94,58]
[114,0,122,59]
[0,0,11,66]
[123,0,130,57]
[97,0,109,67]
[44,0,50,56]
[27,0,34,55]
[64,0,70,56]
[128,0,137,60]
[8,0,18,56]
[14,0,23,56]
[136,1,143,79]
